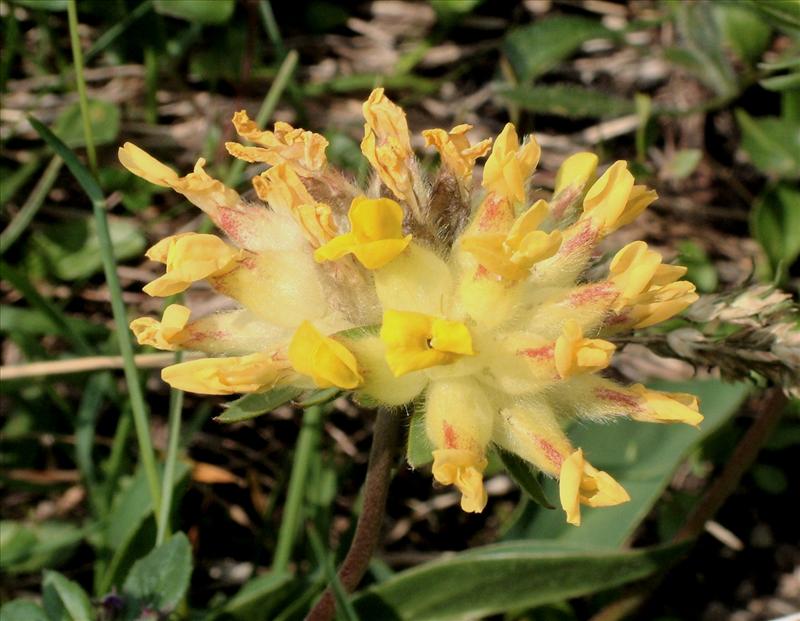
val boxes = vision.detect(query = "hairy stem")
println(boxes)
[305,408,402,621]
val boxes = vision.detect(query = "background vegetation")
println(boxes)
[1,1,798,620]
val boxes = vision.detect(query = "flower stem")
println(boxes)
[305,408,402,621]
[156,352,184,546]
[66,0,96,174]
[273,404,323,573]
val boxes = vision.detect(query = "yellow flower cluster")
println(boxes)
[122,88,701,525]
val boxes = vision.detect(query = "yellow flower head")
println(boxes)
[123,89,700,524]
[314,196,411,269]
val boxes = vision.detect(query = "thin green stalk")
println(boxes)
[84,0,154,63]
[0,156,63,254]
[223,49,299,188]
[144,46,158,125]
[156,352,184,546]
[1,157,41,207]
[272,404,323,573]
[258,0,287,59]
[307,525,360,621]
[66,0,97,174]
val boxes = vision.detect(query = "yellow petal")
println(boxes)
[628,384,704,426]
[130,304,191,351]
[143,234,243,297]
[505,200,549,249]
[314,196,411,269]
[432,449,488,513]
[422,124,492,184]
[559,448,629,526]
[582,161,634,234]
[380,310,474,376]
[161,352,290,395]
[288,321,363,389]
[482,123,540,203]
[554,152,599,195]
[118,142,179,187]
[554,320,615,378]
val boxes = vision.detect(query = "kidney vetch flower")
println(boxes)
[122,88,701,525]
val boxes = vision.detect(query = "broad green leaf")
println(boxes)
[503,16,611,82]
[670,2,739,98]
[736,110,800,178]
[122,532,192,614]
[517,380,749,547]
[215,386,303,423]
[210,572,294,621]
[100,463,190,593]
[713,3,772,65]
[406,405,434,468]
[42,571,93,621]
[497,449,554,509]
[0,600,48,621]
[751,183,800,280]
[760,71,800,92]
[353,541,686,621]
[0,521,83,574]
[53,99,120,148]
[498,85,634,119]
[154,0,235,24]
[28,216,146,281]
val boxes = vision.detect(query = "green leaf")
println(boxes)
[751,183,800,280]
[53,99,120,148]
[503,16,611,82]
[153,0,235,24]
[298,387,341,407]
[215,386,303,423]
[760,71,800,92]
[736,110,800,178]
[662,148,703,181]
[210,572,294,621]
[517,380,749,547]
[42,571,93,621]
[745,0,800,32]
[497,449,555,509]
[713,3,772,65]
[28,216,146,281]
[353,541,686,621]
[122,532,193,614]
[498,85,634,119]
[10,0,67,10]
[100,462,191,594]
[0,600,49,621]
[406,405,434,468]
[0,521,83,574]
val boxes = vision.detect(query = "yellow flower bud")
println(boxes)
[482,123,540,203]
[422,124,492,186]
[130,304,191,351]
[554,320,615,378]
[161,351,291,395]
[426,378,494,513]
[288,321,363,389]
[626,281,699,328]
[380,310,474,377]
[559,448,629,526]
[143,233,243,297]
[314,196,411,269]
